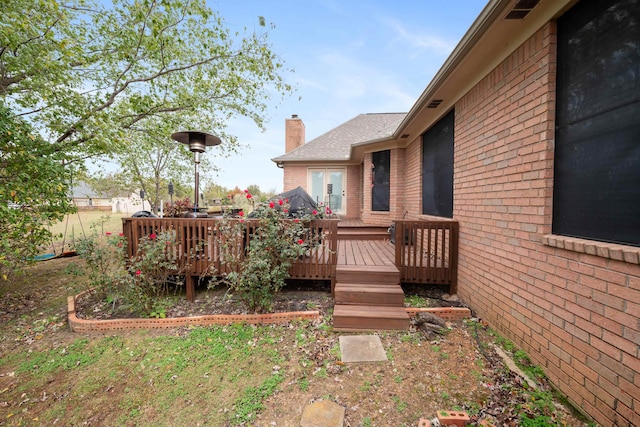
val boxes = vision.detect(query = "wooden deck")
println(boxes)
[122,217,458,330]
[337,239,395,267]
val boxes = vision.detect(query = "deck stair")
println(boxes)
[336,225,390,241]
[333,264,410,331]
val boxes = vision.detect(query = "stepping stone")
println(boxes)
[339,335,388,363]
[300,400,345,427]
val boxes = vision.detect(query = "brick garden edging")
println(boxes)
[67,290,469,333]
[67,290,321,333]
[406,307,471,322]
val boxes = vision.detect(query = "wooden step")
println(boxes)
[336,264,400,285]
[337,227,390,241]
[333,304,410,331]
[334,283,405,306]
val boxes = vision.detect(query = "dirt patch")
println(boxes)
[73,281,336,321]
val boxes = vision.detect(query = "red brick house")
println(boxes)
[273,0,640,425]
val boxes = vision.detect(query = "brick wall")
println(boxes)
[452,22,640,427]
[402,137,423,220]
[283,164,360,218]
[282,165,307,192]
[361,151,396,226]
[285,116,305,153]
[344,164,361,218]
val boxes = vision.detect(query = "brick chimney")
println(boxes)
[285,114,305,153]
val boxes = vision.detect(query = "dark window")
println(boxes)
[553,0,640,247]
[372,150,390,211]
[422,110,454,217]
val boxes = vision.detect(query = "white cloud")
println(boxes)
[382,17,457,56]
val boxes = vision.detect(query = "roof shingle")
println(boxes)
[272,113,406,162]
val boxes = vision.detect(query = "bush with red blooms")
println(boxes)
[214,190,321,312]
[164,197,193,217]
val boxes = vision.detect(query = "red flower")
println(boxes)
[117,243,123,248]
[269,201,275,208]
[118,232,124,237]
[312,210,318,215]
[326,207,332,215]
[246,193,252,199]
[105,231,112,236]
[283,209,289,213]
[278,199,284,206]
[297,239,304,245]
[238,211,244,217]
[244,189,249,193]
[239,219,245,223]
[135,270,141,276]
[149,233,157,239]
[294,219,299,223]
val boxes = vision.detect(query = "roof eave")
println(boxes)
[394,0,577,139]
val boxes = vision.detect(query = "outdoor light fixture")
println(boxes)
[171,131,221,218]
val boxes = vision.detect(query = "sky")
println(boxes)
[205,0,488,193]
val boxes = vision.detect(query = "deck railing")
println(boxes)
[393,220,459,293]
[122,217,339,300]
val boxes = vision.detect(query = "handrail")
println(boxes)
[122,217,339,281]
[394,220,459,293]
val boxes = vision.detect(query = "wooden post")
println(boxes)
[186,275,195,302]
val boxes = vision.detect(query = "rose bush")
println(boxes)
[213,191,322,312]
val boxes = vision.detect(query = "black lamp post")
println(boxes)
[171,131,221,218]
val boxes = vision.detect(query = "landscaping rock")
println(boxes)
[300,400,345,427]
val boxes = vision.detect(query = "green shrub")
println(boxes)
[214,194,321,312]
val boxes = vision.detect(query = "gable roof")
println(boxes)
[272,113,406,163]
[71,181,109,199]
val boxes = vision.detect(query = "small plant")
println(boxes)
[164,197,193,217]
[405,294,428,307]
[392,396,408,412]
[360,381,372,392]
[362,417,372,427]
[123,231,186,315]
[73,225,128,299]
[298,376,310,392]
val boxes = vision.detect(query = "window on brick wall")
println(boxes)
[553,0,640,247]
[422,110,454,218]
[372,150,390,211]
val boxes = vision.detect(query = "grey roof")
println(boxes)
[272,113,406,162]
[70,181,108,199]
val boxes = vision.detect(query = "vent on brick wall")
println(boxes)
[427,99,443,109]
[505,0,540,19]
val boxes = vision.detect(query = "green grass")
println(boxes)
[404,294,429,307]
[2,325,286,426]
[49,211,129,244]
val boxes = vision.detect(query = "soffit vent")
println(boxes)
[427,99,443,108]
[505,0,540,20]
[400,134,410,139]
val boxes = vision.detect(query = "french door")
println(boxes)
[308,168,345,215]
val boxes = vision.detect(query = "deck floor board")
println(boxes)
[337,240,396,267]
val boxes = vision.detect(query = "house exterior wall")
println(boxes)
[344,164,361,219]
[361,150,406,226]
[282,165,307,192]
[283,163,361,218]
[452,22,640,427]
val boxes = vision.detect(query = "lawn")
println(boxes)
[48,211,129,247]
[0,257,593,426]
